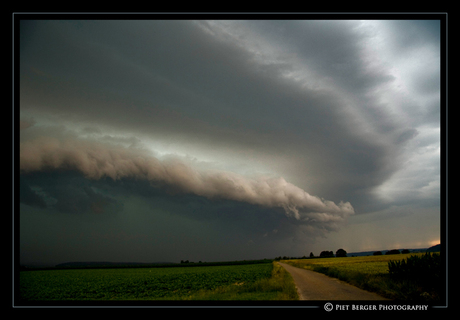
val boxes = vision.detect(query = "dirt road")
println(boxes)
[278,262,389,300]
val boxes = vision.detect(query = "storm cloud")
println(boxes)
[17,16,443,265]
[19,128,354,223]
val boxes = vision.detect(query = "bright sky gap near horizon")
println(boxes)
[17,16,444,266]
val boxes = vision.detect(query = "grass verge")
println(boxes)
[182,262,299,300]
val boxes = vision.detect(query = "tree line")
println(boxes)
[373,249,410,255]
[274,248,348,260]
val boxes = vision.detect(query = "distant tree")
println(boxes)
[373,251,382,256]
[320,251,334,258]
[385,249,401,255]
[310,252,314,258]
[336,248,347,257]
[401,249,410,254]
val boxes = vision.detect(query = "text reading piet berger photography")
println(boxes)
[325,302,429,311]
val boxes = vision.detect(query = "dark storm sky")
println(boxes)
[17,17,442,265]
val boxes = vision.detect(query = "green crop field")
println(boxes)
[19,262,297,301]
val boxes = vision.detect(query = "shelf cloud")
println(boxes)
[20,130,354,223]
[17,17,442,264]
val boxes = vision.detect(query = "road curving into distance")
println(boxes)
[278,262,389,300]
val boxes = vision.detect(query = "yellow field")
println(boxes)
[283,253,427,276]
